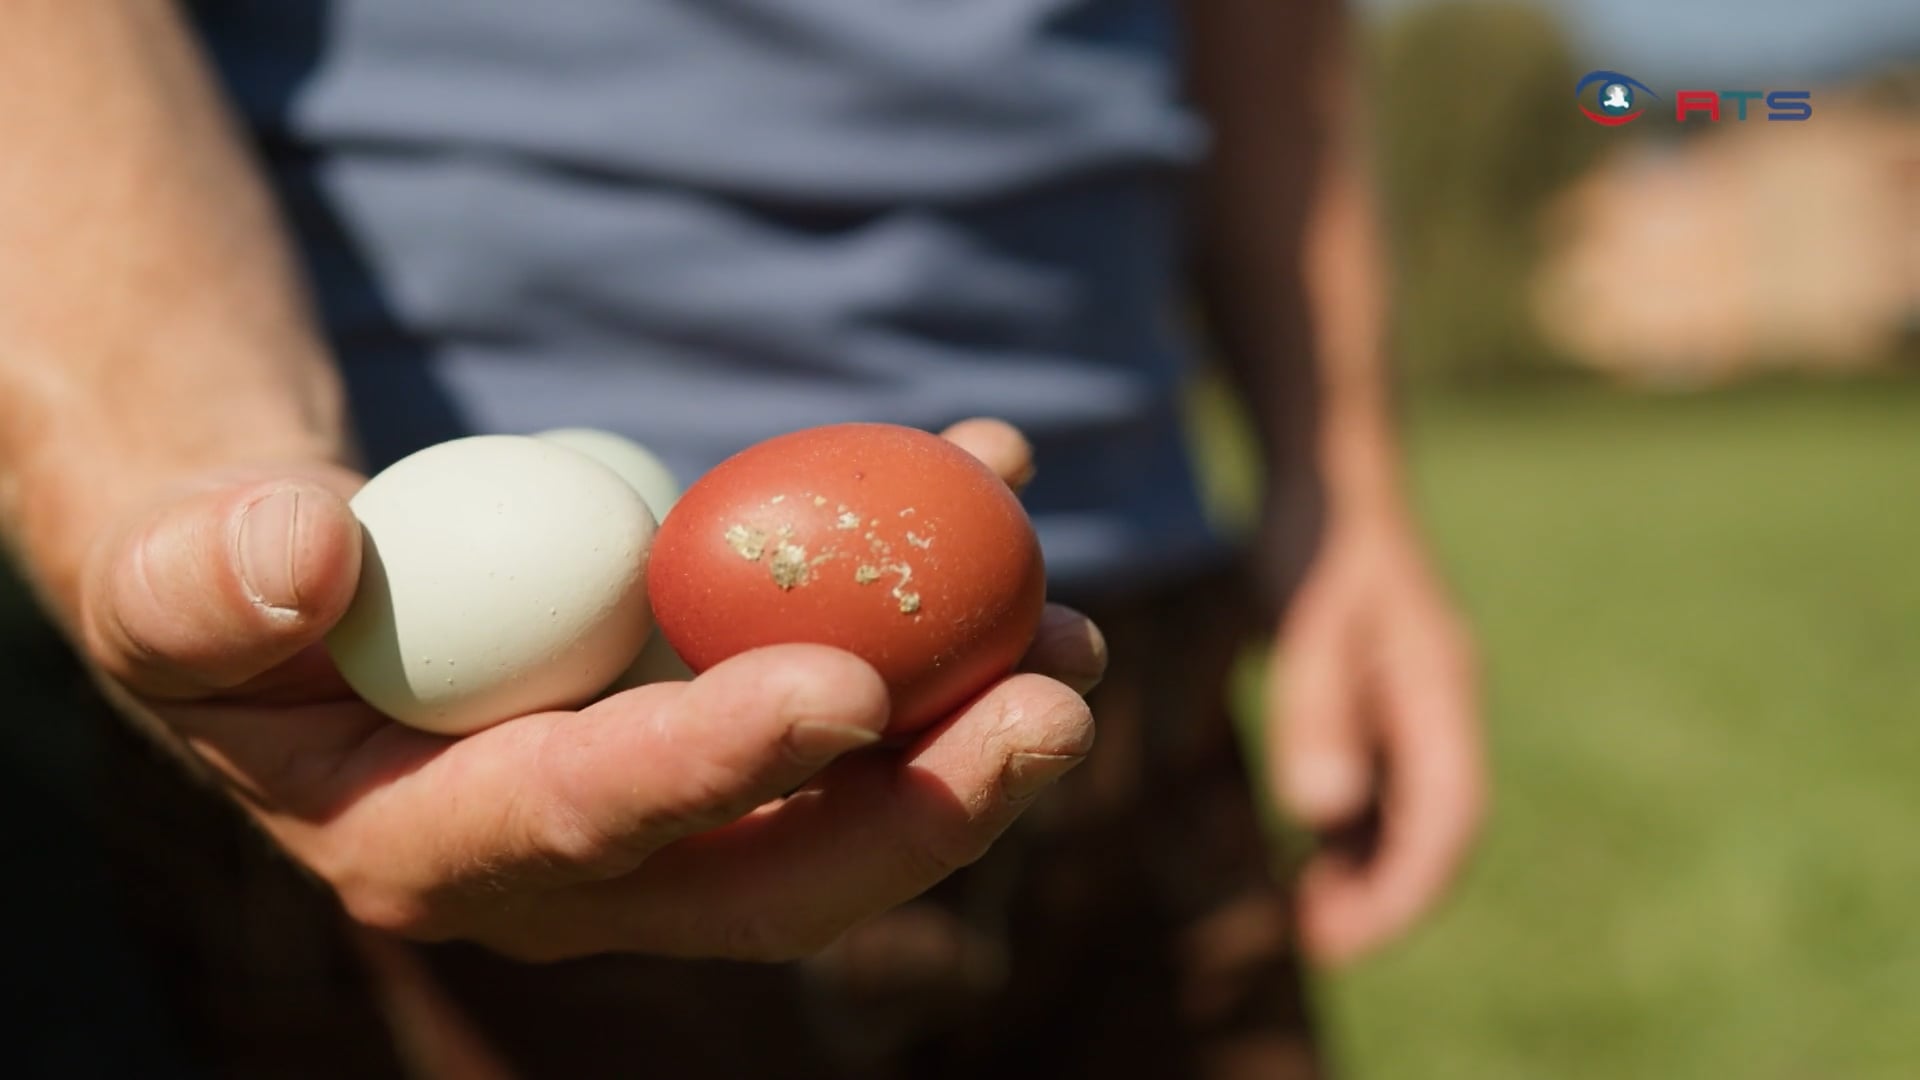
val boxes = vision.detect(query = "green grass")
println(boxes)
[1254,379,1920,1079]
[7,377,1915,1074]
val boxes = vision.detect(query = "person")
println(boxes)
[0,1,1484,1076]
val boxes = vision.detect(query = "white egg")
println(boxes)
[538,428,696,692]
[327,435,656,735]
[537,428,681,521]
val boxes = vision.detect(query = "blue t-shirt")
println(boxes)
[194,0,1224,592]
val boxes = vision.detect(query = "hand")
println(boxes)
[60,420,1103,962]
[1267,518,1485,965]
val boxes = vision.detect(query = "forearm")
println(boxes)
[1185,0,1408,537]
[1301,146,1407,531]
[0,0,347,614]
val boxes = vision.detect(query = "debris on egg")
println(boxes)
[647,423,1045,733]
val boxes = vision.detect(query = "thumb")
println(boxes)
[82,474,362,699]
[1271,629,1374,829]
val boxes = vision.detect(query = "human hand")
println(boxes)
[57,420,1101,962]
[1267,518,1485,965]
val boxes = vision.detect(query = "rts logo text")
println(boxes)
[1575,70,1812,126]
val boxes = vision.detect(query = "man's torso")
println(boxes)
[195,0,1224,590]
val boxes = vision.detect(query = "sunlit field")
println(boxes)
[1253,380,1920,1079]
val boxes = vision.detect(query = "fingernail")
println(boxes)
[1061,619,1108,695]
[788,721,883,763]
[237,488,303,612]
[1002,750,1086,803]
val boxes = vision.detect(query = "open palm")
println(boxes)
[78,422,1102,962]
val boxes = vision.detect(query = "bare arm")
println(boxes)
[1184,0,1401,566]
[1185,0,1485,964]
[0,0,346,616]
[0,1,1102,966]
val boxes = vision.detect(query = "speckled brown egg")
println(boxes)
[647,423,1046,733]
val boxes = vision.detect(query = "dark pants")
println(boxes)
[27,567,1320,1078]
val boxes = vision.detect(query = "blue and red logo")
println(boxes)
[1576,71,1658,126]
[1575,71,1813,125]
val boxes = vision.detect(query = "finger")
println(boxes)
[940,418,1035,492]
[1272,620,1374,829]
[1298,666,1484,964]
[81,474,364,699]
[1018,603,1107,695]
[528,673,1093,961]
[337,644,892,901]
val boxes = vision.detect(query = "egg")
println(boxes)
[327,435,656,735]
[536,427,682,520]
[647,423,1046,733]
[536,428,696,691]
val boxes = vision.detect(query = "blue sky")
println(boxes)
[1358,0,1920,83]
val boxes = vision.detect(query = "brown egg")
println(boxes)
[648,423,1046,733]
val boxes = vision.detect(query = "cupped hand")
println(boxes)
[69,421,1103,962]
[1268,520,1485,965]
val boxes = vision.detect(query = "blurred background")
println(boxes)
[1197,0,1919,1077]
[2,0,1915,1076]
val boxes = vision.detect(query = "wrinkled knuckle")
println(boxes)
[634,764,751,840]
[76,604,126,680]
[78,581,154,687]
[522,732,655,875]
[523,793,625,872]
[113,534,171,653]
[305,839,446,940]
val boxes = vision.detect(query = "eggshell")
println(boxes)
[647,423,1045,733]
[536,428,695,691]
[537,428,681,520]
[327,435,656,735]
